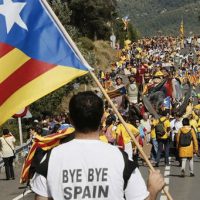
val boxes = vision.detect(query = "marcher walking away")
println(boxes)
[115,115,139,159]
[0,129,16,180]
[177,118,198,177]
[154,110,171,167]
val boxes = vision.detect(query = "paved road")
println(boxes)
[1,155,200,200]
[0,161,34,200]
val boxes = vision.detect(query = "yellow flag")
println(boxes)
[180,20,184,38]
[180,20,184,48]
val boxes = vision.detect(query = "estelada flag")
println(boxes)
[163,96,171,110]
[0,0,89,125]
[20,127,75,183]
[107,86,126,99]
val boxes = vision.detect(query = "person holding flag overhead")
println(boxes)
[0,0,175,199]
[122,15,130,31]
[31,91,165,200]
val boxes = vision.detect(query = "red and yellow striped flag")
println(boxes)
[20,127,74,184]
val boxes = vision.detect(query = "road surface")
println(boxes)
[1,155,200,200]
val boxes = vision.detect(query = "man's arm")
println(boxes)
[145,170,165,200]
[35,194,53,200]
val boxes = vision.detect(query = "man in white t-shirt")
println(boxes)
[31,91,164,200]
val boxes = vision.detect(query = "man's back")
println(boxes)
[31,139,149,200]
[31,91,165,200]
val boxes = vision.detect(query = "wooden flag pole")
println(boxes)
[41,1,173,199]
[89,72,173,200]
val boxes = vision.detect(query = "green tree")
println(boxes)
[113,19,140,47]
[30,0,94,118]
[67,0,117,40]
[49,0,79,39]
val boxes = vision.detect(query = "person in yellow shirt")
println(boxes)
[115,115,139,159]
[194,103,200,110]
[101,107,110,128]
[154,66,164,77]
[153,110,171,167]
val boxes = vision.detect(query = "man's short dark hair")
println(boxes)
[69,91,104,133]
[182,118,190,126]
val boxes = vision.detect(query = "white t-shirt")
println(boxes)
[170,119,183,133]
[31,139,149,200]
[170,119,183,141]
[141,119,151,134]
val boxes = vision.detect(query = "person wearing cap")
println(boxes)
[30,91,165,200]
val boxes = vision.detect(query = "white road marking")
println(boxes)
[160,195,168,200]
[165,166,170,171]
[164,170,170,176]
[160,157,171,200]
[165,178,169,184]
[12,190,32,200]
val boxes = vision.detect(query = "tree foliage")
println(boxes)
[118,0,200,36]
[49,0,79,39]
[67,0,117,40]
[113,19,140,47]
[30,0,94,118]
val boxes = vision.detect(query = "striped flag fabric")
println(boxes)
[107,86,126,99]
[20,127,75,183]
[0,0,89,125]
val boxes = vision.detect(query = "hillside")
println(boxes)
[117,0,200,36]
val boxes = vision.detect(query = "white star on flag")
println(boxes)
[0,0,28,34]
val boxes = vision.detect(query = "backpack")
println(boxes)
[197,132,200,141]
[155,118,166,138]
[179,130,192,147]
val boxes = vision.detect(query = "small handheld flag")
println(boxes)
[122,16,130,30]
[0,0,89,125]
[163,96,171,109]
[107,86,126,99]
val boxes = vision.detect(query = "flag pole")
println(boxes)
[180,18,184,49]
[18,117,23,146]
[41,1,173,199]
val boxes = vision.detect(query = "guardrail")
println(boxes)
[0,143,29,168]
